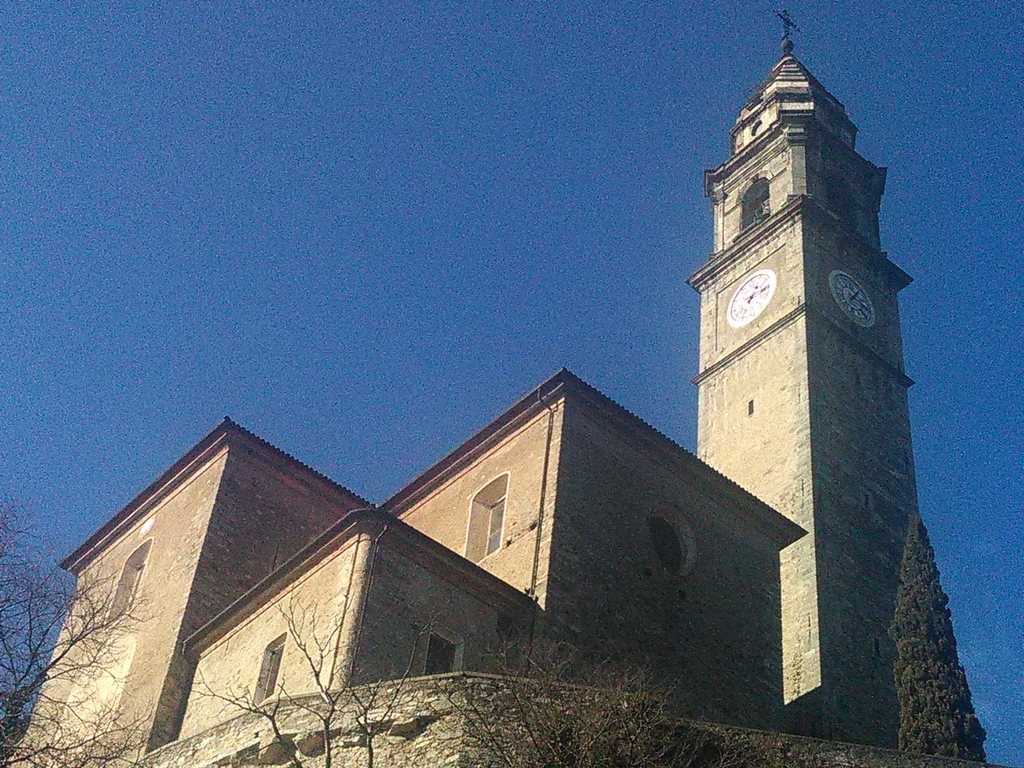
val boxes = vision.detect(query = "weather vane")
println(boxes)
[774,9,800,53]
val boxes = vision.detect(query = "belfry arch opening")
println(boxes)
[741,178,770,230]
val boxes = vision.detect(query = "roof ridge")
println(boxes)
[183,507,534,657]
[60,417,369,573]
[217,417,370,506]
[377,367,801,544]
[559,376,805,544]
[559,374,761,497]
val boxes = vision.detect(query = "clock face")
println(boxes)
[727,269,777,328]
[829,270,875,327]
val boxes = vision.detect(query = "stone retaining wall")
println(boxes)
[141,674,1003,768]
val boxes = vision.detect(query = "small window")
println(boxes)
[741,178,770,230]
[424,633,458,675]
[254,635,286,705]
[109,541,151,617]
[647,517,682,575]
[466,475,508,563]
[747,399,755,416]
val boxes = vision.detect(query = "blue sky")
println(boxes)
[1,2,1021,763]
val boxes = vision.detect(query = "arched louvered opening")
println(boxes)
[741,178,770,230]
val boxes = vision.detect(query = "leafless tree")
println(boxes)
[442,643,749,768]
[0,501,145,768]
[194,596,429,768]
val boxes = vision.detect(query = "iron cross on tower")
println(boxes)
[774,9,800,53]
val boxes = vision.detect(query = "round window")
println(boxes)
[648,517,682,575]
[647,515,698,577]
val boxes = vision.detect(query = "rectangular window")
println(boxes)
[254,635,286,705]
[747,399,755,416]
[424,633,457,675]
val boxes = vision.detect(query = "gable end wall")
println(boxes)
[146,439,366,749]
[541,398,786,729]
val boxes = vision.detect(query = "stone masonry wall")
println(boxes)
[181,518,532,742]
[397,404,563,606]
[50,448,229,760]
[695,210,812,524]
[188,438,366,642]
[147,435,367,748]
[179,535,364,740]
[542,398,788,730]
[353,534,532,684]
[142,675,1004,768]
[801,210,917,745]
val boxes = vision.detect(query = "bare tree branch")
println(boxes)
[193,597,435,768]
[0,500,146,768]
[442,642,751,768]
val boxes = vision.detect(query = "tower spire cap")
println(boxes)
[721,31,858,158]
[774,9,799,56]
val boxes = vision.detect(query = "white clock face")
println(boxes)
[727,269,777,328]
[829,270,875,327]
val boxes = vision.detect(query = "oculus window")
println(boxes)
[648,517,683,575]
[647,516,698,578]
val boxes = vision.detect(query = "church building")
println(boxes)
[52,41,925,763]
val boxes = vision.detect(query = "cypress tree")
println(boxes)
[889,513,986,761]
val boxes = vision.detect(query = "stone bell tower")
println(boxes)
[688,40,917,747]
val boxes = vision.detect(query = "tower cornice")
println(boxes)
[692,304,807,386]
[688,195,911,294]
[689,194,807,292]
[691,301,914,390]
[799,195,912,290]
[706,116,880,197]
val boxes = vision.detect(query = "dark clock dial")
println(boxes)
[829,270,875,327]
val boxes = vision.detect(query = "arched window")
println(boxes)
[254,634,286,705]
[741,178,770,230]
[465,475,508,563]
[109,540,151,617]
